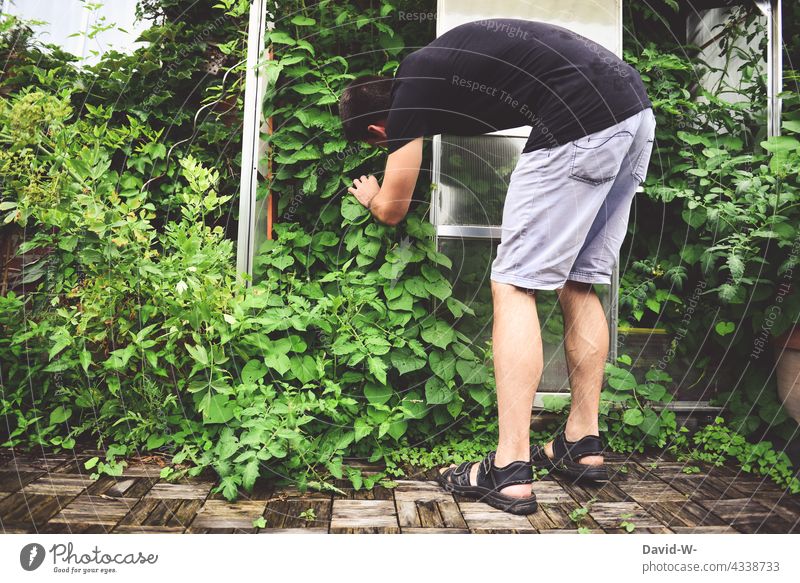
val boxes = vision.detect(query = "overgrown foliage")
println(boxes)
[0,0,798,500]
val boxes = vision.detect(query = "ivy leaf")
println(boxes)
[622,408,644,426]
[468,386,492,407]
[714,321,735,336]
[421,321,455,349]
[364,382,392,406]
[425,377,453,405]
[241,359,268,384]
[429,351,456,380]
[608,369,637,391]
[390,351,426,375]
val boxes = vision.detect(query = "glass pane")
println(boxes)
[436,134,525,226]
[439,238,612,393]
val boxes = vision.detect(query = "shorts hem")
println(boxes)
[567,269,612,285]
[489,270,567,291]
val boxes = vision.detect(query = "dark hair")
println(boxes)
[338,75,393,141]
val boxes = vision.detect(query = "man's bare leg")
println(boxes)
[439,280,543,497]
[541,280,606,465]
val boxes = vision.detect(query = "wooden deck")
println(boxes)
[1,446,798,534]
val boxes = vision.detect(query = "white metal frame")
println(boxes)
[236,0,270,281]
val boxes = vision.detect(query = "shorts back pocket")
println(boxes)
[569,130,634,186]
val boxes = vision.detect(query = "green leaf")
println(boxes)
[364,382,392,406]
[354,418,372,442]
[390,351,426,375]
[49,406,72,425]
[715,321,735,336]
[425,377,454,405]
[429,351,456,380]
[203,394,236,424]
[290,15,316,26]
[242,359,268,384]
[421,321,455,349]
[147,434,166,450]
[367,356,388,384]
[761,135,799,152]
[608,369,637,391]
[468,386,492,407]
[424,278,452,301]
[622,408,644,426]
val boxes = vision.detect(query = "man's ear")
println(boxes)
[366,120,388,141]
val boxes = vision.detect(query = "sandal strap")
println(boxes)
[446,460,474,487]
[552,431,604,462]
[476,451,532,490]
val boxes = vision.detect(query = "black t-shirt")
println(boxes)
[385,18,652,154]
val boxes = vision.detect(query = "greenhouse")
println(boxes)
[0,0,799,550]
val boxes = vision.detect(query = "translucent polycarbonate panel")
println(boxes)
[438,238,612,393]
[435,134,526,226]
[436,0,622,136]
[1,0,147,65]
[436,0,621,51]
[687,7,768,105]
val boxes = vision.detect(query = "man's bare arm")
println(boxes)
[348,137,422,226]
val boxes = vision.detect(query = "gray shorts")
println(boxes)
[490,107,656,290]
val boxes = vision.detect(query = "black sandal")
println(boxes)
[530,430,609,482]
[436,451,538,515]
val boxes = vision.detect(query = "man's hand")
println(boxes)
[346,137,423,226]
[348,175,381,209]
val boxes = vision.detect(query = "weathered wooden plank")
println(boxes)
[437,500,467,529]
[576,481,632,503]
[670,525,738,533]
[0,493,77,530]
[417,500,445,528]
[619,481,689,503]
[262,498,290,529]
[144,480,214,500]
[330,500,399,533]
[119,477,159,499]
[191,500,268,529]
[394,480,453,503]
[116,497,160,526]
[396,501,421,528]
[164,499,203,529]
[139,498,182,527]
[527,507,558,531]
[666,478,727,500]
[40,523,110,534]
[5,454,72,473]
[587,501,664,529]
[257,527,329,534]
[458,502,536,532]
[118,463,164,478]
[530,481,573,504]
[280,499,332,530]
[21,474,94,496]
[402,527,470,534]
[539,503,573,529]
[0,470,43,494]
[647,500,726,528]
[113,525,186,533]
[48,494,135,526]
